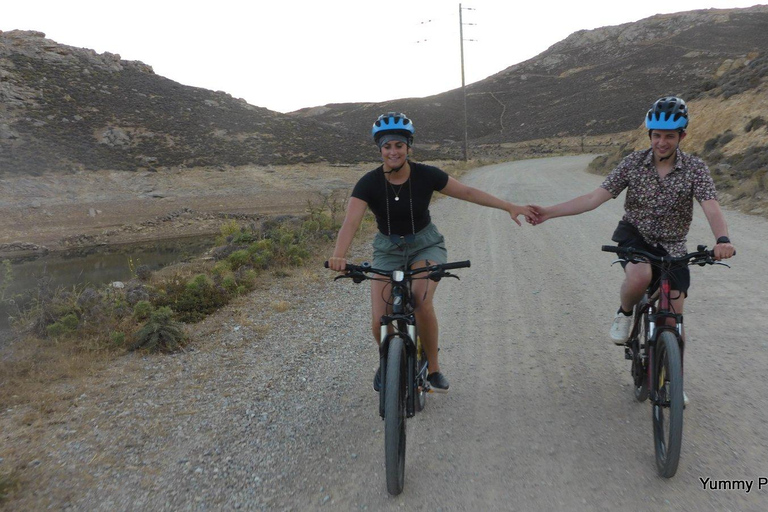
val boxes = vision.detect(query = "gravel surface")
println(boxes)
[2,155,768,510]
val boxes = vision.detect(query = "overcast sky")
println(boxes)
[2,1,762,113]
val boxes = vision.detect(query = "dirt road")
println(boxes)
[287,155,768,509]
[3,155,767,510]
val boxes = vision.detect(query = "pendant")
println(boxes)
[394,196,400,201]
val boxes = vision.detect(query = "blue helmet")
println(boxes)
[645,96,689,131]
[371,112,414,147]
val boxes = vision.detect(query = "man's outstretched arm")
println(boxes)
[528,187,613,225]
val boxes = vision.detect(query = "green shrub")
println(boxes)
[186,274,212,291]
[60,313,79,331]
[302,219,321,232]
[212,260,232,277]
[217,219,241,244]
[156,273,228,323]
[231,231,256,244]
[133,300,153,320]
[286,244,310,266]
[130,306,186,353]
[110,331,126,346]
[703,131,735,154]
[46,322,66,338]
[227,249,251,270]
[249,239,274,253]
[745,117,767,133]
[221,275,237,292]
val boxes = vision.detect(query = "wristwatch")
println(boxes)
[716,236,731,244]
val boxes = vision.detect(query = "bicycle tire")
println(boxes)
[414,336,427,413]
[384,336,407,495]
[632,303,649,402]
[652,330,684,478]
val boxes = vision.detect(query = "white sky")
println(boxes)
[2,1,762,113]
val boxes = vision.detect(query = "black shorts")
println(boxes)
[611,220,690,297]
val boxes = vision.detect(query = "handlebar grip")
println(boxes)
[601,245,621,253]
[324,260,352,271]
[441,260,471,270]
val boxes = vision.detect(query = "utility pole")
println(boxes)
[459,4,475,161]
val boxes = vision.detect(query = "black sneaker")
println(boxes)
[373,366,381,392]
[427,372,449,392]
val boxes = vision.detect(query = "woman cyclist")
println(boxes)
[328,112,532,391]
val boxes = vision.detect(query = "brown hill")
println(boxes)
[0,31,443,176]
[293,6,768,156]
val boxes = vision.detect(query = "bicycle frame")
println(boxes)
[620,254,686,400]
[378,274,422,418]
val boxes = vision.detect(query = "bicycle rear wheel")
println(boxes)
[652,331,684,478]
[384,336,407,495]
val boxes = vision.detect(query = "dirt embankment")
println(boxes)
[0,163,368,258]
[0,159,485,259]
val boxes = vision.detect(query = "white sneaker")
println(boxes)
[683,391,689,407]
[610,312,632,344]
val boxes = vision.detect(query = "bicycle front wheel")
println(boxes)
[414,335,427,413]
[652,330,684,478]
[384,336,407,495]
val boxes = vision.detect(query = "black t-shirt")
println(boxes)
[351,162,450,235]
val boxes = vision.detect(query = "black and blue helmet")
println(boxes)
[371,112,414,147]
[645,96,689,131]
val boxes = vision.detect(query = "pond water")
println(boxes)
[0,235,218,333]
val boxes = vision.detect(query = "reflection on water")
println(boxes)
[0,236,217,331]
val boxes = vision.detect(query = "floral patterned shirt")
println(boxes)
[600,148,718,256]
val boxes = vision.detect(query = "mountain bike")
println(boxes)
[601,244,732,477]
[326,259,470,495]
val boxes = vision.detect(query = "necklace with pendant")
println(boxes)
[388,178,408,201]
[384,171,416,237]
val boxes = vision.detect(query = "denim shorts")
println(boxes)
[372,223,448,271]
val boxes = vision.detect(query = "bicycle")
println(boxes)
[601,244,732,477]
[326,259,470,495]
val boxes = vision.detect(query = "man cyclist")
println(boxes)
[528,96,736,403]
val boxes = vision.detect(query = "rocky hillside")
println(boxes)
[294,6,768,153]
[2,6,767,177]
[0,31,433,176]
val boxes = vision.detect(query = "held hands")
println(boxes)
[508,203,538,226]
[525,205,549,226]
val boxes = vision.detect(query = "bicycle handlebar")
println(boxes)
[324,260,471,279]
[601,245,734,266]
